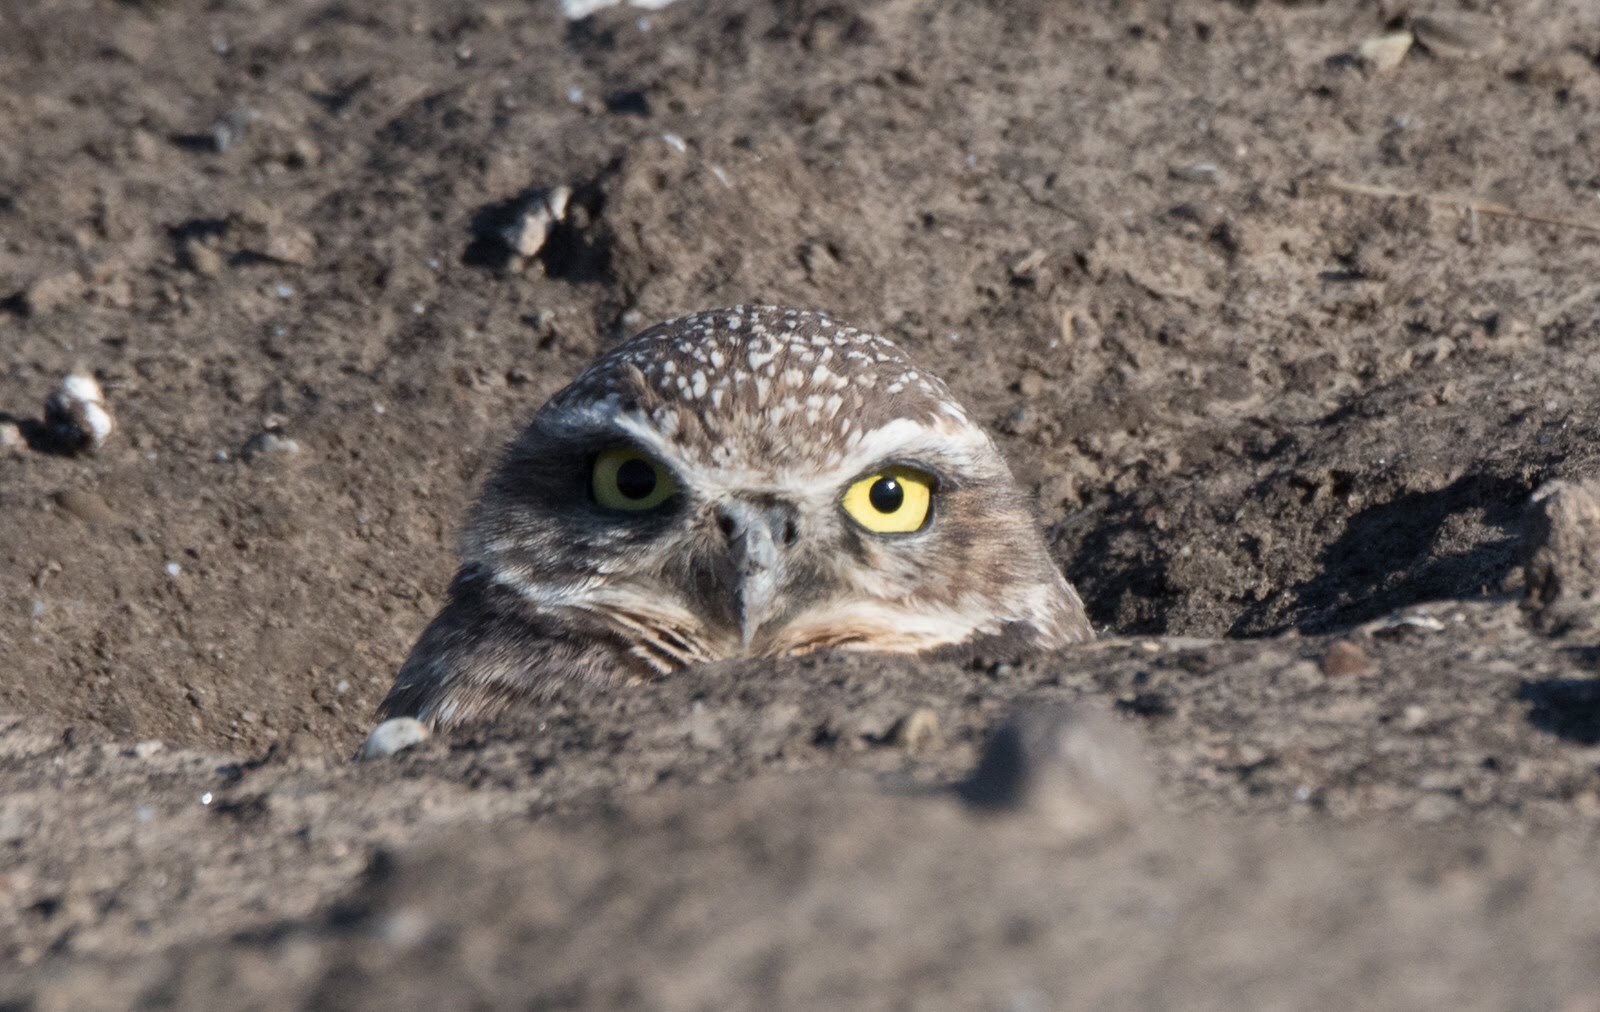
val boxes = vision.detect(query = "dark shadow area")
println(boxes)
[1242,472,1531,636]
[167,132,223,153]
[461,181,612,283]
[1520,669,1600,745]
[1056,490,1176,637]
[0,411,76,456]
[602,90,651,116]
[169,217,229,242]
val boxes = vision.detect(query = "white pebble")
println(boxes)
[164,562,182,578]
[44,373,114,454]
[241,431,302,462]
[499,185,571,258]
[359,717,431,760]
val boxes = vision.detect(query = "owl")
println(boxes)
[377,306,1091,729]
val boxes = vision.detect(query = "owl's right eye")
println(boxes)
[592,449,679,512]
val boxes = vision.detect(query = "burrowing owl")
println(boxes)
[378,306,1091,728]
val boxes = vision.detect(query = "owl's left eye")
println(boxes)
[840,466,935,534]
[592,449,679,512]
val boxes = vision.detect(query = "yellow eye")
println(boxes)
[840,466,935,534]
[592,449,678,512]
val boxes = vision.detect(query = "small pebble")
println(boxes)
[181,239,224,276]
[888,707,941,751]
[164,562,182,578]
[209,103,256,152]
[1358,32,1414,72]
[1320,640,1372,677]
[43,374,114,455]
[264,225,317,267]
[241,431,301,462]
[359,718,431,760]
[1411,11,1504,61]
[1167,161,1220,184]
[55,488,122,528]
[499,185,572,259]
[132,740,164,759]
[0,421,24,453]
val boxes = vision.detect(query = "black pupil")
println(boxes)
[869,476,904,513]
[615,458,657,500]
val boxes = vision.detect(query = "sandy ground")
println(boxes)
[3,0,1600,1006]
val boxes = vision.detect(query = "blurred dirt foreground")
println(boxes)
[4,0,1600,1007]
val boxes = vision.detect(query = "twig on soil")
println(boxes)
[1318,177,1600,235]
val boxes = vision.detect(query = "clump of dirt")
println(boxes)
[1524,479,1600,634]
[3,0,1600,1005]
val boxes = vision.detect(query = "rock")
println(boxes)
[208,102,257,153]
[43,374,114,455]
[275,730,327,765]
[888,707,941,751]
[223,201,317,267]
[1358,32,1414,73]
[54,488,123,528]
[1411,11,1504,61]
[499,185,571,258]
[241,431,302,462]
[958,704,1154,836]
[262,223,317,267]
[131,740,164,760]
[181,238,224,276]
[1320,640,1372,677]
[1167,161,1221,184]
[359,718,431,760]
[1523,480,1600,634]
[0,422,25,454]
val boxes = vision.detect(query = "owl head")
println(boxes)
[381,306,1090,728]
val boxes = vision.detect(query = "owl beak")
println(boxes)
[715,499,796,649]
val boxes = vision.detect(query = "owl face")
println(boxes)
[461,306,1090,675]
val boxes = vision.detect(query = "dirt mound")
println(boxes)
[3,0,1600,1004]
